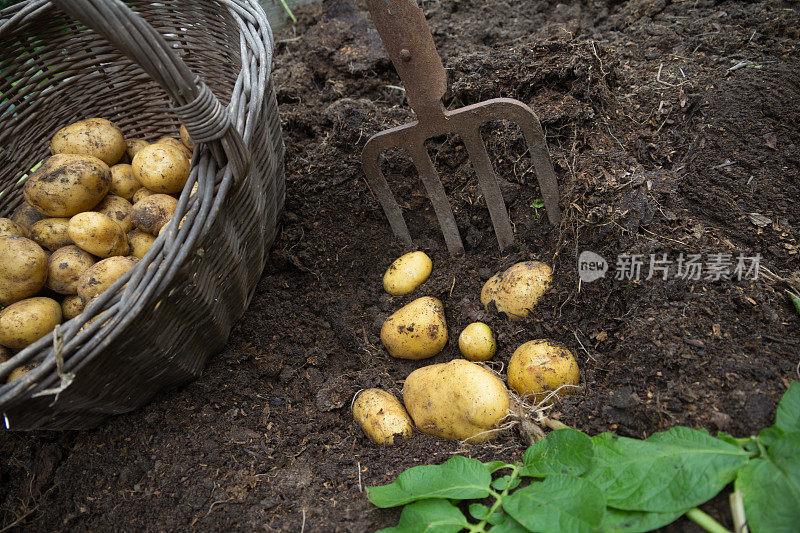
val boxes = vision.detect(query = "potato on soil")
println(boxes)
[157,136,192,160]
[10,203,46,229]
[0,217,29,238]
[51,118,126,165]
[94,194,133,233]
[352,389,413,445]
[131,194,177,235]
[29,218,72,251]
[380,296,447,360]
[383,251,432,296]
[7,362,39,383]
[125,138,149,160]
[179,124,194,150]
[481,261,553,320]
[61,294,86,320]
[23,154,111,217]
[46,245,96,295]
[458,322,496,361]
[0,297,62,350]
[128,229,156,259]
[77,256,136,302]
[109,164,142,201]
[507,339,580,403]
[0,235,48,306]
[132,143,190,194]
[132,187,156,203]
[403,359,509,442]
[68,212,129,258]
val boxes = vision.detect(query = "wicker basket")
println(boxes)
[0,0,285,430]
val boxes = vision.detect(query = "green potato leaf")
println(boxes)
[380,499,469,533]
[489,515,529,532]
[503,474,606,533]
[520,428,594,477]
[367,455,492,508]
[600,508,681,532]
[492,475,521,491]
[469,503,503,525]
[775,381,800,434]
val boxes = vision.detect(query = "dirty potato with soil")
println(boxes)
[0,217,29,238]
[46,245,96,295]
[68,211,129,258]
[352,388,413,445]
[0,235,48,306]
[29,218,72,251]
[132,143,190,194]
[380,296,447,359]
[131,194,178,235]
[77,256,137,302]
[0,297,62,350]
[507,339,580,403]
[458,322,496,361]
[23,154,111,217]
[481,261,553,319]
[383,251,432,295]
[50,118,126,165]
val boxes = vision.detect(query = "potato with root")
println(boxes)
[382,251,432,296]
[68,212,129,258]
[109,164,142,201]
[403,359,509,442]
[131,194,177,235]
[481,261,552,320]
[0,236,48,306]
[0,217,29,238]
[46,245,96,295]
[352,389,413,445]
[24,154,111,217]
[29,218,72,251]
[77,256,136,302]
[507,339,580,403]
[458,322,496,361]
[132,143,190,194]
[380,296,447,360]
[0,297,62,350]
[51,118,126,166]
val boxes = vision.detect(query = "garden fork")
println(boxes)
[361,0,561,255]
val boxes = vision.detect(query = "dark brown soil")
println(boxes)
[2,0,799,530]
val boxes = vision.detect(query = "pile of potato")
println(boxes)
[0,118,195,382]
[353,251,582,445]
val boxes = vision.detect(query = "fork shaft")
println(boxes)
[362,135,413,246]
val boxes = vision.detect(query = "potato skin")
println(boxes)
[94,194,133,233]
[77,256,136,302]
[0,297,62,350]
[10,203,47,229]
[0,217,29,238]
[132,144,190,194]
[157,136,192,160]
[132,187,156,203]
[481,261,553,319]
[0,236,48,306]
[51,118,126,165]
[130,194,177,235]
[61,294,86,320]
[383,251,432,296]
[46,245,96,295]
[179,124,194,150]
[29,218,72,251]
[0,344,10,363]
[403,359,509,442]
[507,340,580,403]
[380,296,447,360]
[23,154,111,217]
[7,362,39,383]
[68,212,129,258]
[128,229,156,259]
[458,322,496,361]
[109,164,142,201]
[352,389,413,445]
[125,138,149,160]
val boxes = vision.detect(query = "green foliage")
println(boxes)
[367,383,800,532]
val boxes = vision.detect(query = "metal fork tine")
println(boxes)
[407,141,464,255]
[362,134,413,246]
[461,127,515,251]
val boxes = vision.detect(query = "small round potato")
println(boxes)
[380,296,447,360]
[507,339,580,403]
[458,322,497,361]
[68,212,129,258]
[157,136,192,160]
[0,217,29,238]
[130,194,177,235]
[10,203,47,229]
[29,218,72,251]
[109,164,142,201]
[0,235,48,306]
[128,229,156,259]
[125,138,149,160]
[61,294,86,320]
[24,154,111,217]
[94,194,133,233]
[46,245,96,295]
[7,363,39,383]
[481,261,553,320]
[352,389,413,445]
[0,297,62,350]
[403,359,509,442]
[51,118,126,165]
[132,143,190,194]
[179,124,194,150]
[132,187,156,203]
[383,251,432,296]
[77,256,136,302]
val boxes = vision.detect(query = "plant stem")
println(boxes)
[279,0,297,23]
[686,508,732,533]
[729,490,748,533]
[542,417,571,431]
[471,464,521,532]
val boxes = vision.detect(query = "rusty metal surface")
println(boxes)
[362,0,561,254]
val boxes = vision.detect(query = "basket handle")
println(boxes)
[49,0,250,180]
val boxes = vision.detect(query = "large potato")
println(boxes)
[380,296,447,360]
[383,251,432,296]
[130,194,177,235]
[403,359,509,442]
[481,261,553,319]
[77,256,136,302]
[61,294,86,320]
[94,194,133,233]
[157,136,192,160]
[29,218,72,251]
[458,322,496,362]
[0,297,62,350]
[50,118,126,165]
[132,144,190,194]
[0,217,29,238]
[68,212,129,258]
[23,154,111,217]
[352,389,413,445]
[128,229,156,259]
[179,124,194,150]
[10,203,46,229]
[125,138,149,160]
[46,245,96,295]
[109,164,142,201]
[507,340,580,403]
[0,236,48,306]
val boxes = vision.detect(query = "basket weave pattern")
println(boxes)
[0,0,284,430]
